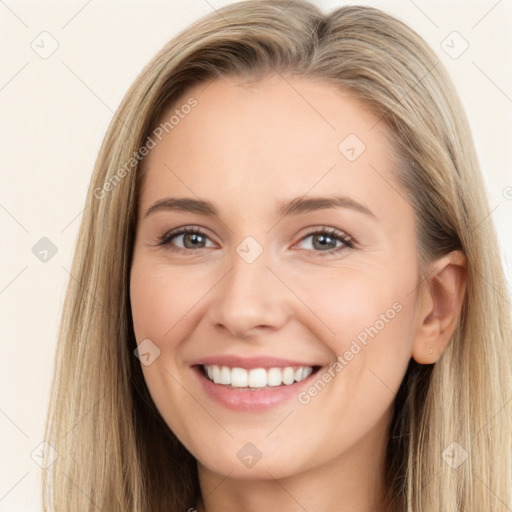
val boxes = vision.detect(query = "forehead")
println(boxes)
[138,74,406,221]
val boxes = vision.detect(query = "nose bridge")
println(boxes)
[208,238,289,338]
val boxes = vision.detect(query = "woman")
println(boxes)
[42,1,512,510]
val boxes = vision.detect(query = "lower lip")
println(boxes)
[192,366,319,412]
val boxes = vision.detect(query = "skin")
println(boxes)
[129,74,467,512]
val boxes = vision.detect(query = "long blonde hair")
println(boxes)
[42,1,512,510]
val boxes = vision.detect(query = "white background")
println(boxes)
[1,1,511,510]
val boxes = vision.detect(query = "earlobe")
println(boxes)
[412,250,467,364]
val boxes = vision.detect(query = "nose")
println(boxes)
[206,247,291,340]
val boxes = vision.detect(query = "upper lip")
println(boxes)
[189,355,320,370]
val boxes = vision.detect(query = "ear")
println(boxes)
[412,250,467,364]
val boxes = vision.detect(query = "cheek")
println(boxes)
[129,257,221,424]
[296,266,415,351]
[130,259,204,344]
[291,275,416,454]
[129,259,205,447]
[290,264,418,416]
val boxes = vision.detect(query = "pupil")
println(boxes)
[315,234,335,250]
[185,233,204,248]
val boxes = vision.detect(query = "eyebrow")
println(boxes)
[143,195,376,220]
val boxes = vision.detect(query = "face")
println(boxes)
[130,74,422,481]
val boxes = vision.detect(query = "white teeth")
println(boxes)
[248,368,267,388]
[231,367,248,387]
[267,367,282,387]
[282,367,295,385]
[203,364,314,388]
[212,365,221,383]
[220,366,231,385]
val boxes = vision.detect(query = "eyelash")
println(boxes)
[156,226,355,257]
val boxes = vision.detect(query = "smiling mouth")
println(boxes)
[200,364,321,390]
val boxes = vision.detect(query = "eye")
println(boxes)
[156,225,354,257]
[294,227,354,257]
[157,226,216,252]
